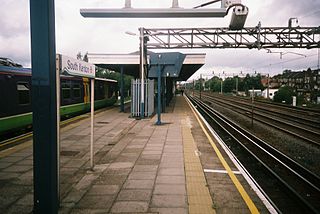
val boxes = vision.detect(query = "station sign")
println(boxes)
[57,54,95,78]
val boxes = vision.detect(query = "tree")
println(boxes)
[208,76,222,92]
[96,67,133,97]
[222,77,236,93]
[242,74,263,92]
[273,86,295,104]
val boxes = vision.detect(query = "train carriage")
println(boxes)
[0,65,118,137]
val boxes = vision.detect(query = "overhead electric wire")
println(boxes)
[193,0,221,9]
[255,53,318,69]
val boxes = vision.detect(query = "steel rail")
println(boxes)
[206,93,320,124]
[200,94,320,145]
[208,96,320,146]
[188,94,320,213]
[203,93,320,128]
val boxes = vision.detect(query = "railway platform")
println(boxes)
[0,96,270,213]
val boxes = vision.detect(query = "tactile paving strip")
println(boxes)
[181,122,216,214]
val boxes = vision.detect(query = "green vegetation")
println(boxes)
[196,74,264,94]
[273,86,295,104]
[96,67,133,97]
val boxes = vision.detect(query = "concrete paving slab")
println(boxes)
[5,205,33,214]
[0,97,269,213]
[139,154,162,160]
[63,189,87,204]
[154,184,186,195]
[75,194,114,209]
[108,162,134,169]
[151,195,187,208]
[142,150,162,155]
[0,195,19,209]
[158,167,185,176]
[150,208,188,214]
[117,189,152,201]
[128,171,156,180]
[87,185,120,195]
[15,193,33,206]
[136,158,161,165]
[132,165,158,172]
[1,164,32,173]
[156,175,186,184]
[0,162,13,169]
[110,201,149,213]
[95,174,127,185]
[159,161,184,168]
[123,179,154,189]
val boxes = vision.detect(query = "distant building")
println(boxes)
[272,68,320,103]
[261,75,278,89]
[262,88,278,100]
[248,89,262,97]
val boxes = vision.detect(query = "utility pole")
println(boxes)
[236,76,238,95]
[200,74,202,100]
[193,79,195,96]
[267,74,270,99]
[140,27,145,118]
[318,35,320,72]
[172,0,179,8]
[251,86,254,128]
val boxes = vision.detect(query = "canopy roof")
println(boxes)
[87,52,205,81]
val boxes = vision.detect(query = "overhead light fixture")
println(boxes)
[229,5,249,30]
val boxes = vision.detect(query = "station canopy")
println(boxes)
[87,51,205,81]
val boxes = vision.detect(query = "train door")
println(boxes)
[83,78,90,103]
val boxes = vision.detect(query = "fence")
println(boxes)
[131,79,154,117]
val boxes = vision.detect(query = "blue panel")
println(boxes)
[148,52,185,78]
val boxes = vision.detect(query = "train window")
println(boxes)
[62,82,71,99]
[72,83,81,98]
[17,82,30,105]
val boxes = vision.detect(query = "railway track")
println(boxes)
[187,94,320,213]
[204,92,320,127]
[199,93,320,147]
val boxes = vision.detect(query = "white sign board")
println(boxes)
[292,96,297,107]
[58,54,95,78]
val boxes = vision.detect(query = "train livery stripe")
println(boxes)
[186,96,260,214]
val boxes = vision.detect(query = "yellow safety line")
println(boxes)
[0,141,32,158]
[186,97,260,214]
[182,125,216,214]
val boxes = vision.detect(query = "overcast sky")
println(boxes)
[1,0,319,80]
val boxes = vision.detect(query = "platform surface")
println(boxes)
[0,96,269,213]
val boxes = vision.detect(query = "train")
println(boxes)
[0,64,118,137]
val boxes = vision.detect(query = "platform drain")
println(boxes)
[97,121,109,124]
[60,151,79,156]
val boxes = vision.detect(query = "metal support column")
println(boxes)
[236,77,238,95]
[120,66,125,112]
[30,0,58,213]
[200,74,202,100]
[140,27,145,118]
[267,74,270,99]
[156,64,162,125]
[90,79,94,169]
